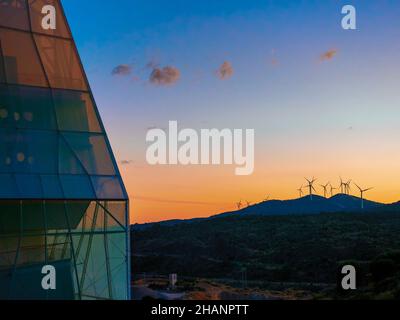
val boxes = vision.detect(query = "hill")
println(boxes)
[132,209,400,299]
[216,194,383,217]
[132,194,385,231]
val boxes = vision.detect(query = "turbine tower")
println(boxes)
[297,185,304,198]
[305,177,317,200]
[329,184,337,197]
[320,182,330,198]
[354,183,373,209]
[345,180,352,195]
[339,177,347,194]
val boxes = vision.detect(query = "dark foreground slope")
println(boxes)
[133,210,400,299]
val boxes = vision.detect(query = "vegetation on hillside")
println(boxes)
[132,211,400,299]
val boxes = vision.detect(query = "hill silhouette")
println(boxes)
[132,194,386,231]
[216,194,383,218]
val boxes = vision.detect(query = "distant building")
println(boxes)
[0,0,130,300]
[169,274,178,289]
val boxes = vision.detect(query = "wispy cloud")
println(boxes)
[133,196,225,206]
[119,160,133,165]
[111,64,133,76]
[270,49,279,66]
[145,59,159,70]
[320,49,338,62]
[149,66,181,86]
[216,61,234,80]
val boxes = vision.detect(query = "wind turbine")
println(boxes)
[329,184,337,197]
[345,180,352,195]
[297,185,304,198]
[339,177,347,194]
[320,182,330,198]
[236,200,242,210]
[354,183,373,209]
[305,177,317,200]
[264,195,270,202]
[246,201,251,207]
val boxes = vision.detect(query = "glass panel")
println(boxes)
[104,201,127,228]
[47,234,71,262]
[28,0,71,38]
[59,175,95,199]
[21,200,44,234]
[0,174,18,198]
[0,236,18,269]
[0,84,57,130]
[34,35,87,90]
[40,175,64,198]
[79,234,109,299]
[66,201,91,231]
[58,137,86,175]
[91,176,125,200]
[16,235,46,267]
[53,90,101,133]
[107,232,127,300]
[0,0,30,31]
[15,174,43,198]
[0,128,58,174]
[0,28,48,87]
[0,200,20,234]
[45,201,69,232]
[62,133,116,176]
[0,46,5,83]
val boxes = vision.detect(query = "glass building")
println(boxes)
[0,0,130,300]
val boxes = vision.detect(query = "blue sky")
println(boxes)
[61,1,400,222]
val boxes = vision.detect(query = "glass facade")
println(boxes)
[0,0,130,300]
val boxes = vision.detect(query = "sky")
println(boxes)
[62,0,400,223]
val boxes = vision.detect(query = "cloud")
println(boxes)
[112,64,132,76]
[216,61,234,80]
[145,59,159,70]
[149,66,180,86]
[320,49,338,62]
[134,196,224,206]
[270,58,280,66]
[119,160,133,165]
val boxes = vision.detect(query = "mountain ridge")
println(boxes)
[132,194,391,230]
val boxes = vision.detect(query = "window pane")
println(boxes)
[0,128,58,174]
[0,174,18,198]
[0,84,57,130]
[45,201,69,232]
[15,174,43,198]
[40,175,64,198]
[53,90,101,133]
[0,28,48,87]
[21,201,44,233]
[58,136,86,175]
[62,133,116,176]
[0,201,20,234]
[91,176,125,200]
[0,0,30,31]
[28,0,71,38]
[104,201,127,227]
[0,236,18,269]
[59,175,95,199]
[65,201,91,230]
[34,35,87,91]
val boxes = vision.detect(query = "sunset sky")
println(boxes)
[62,0,400,223]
